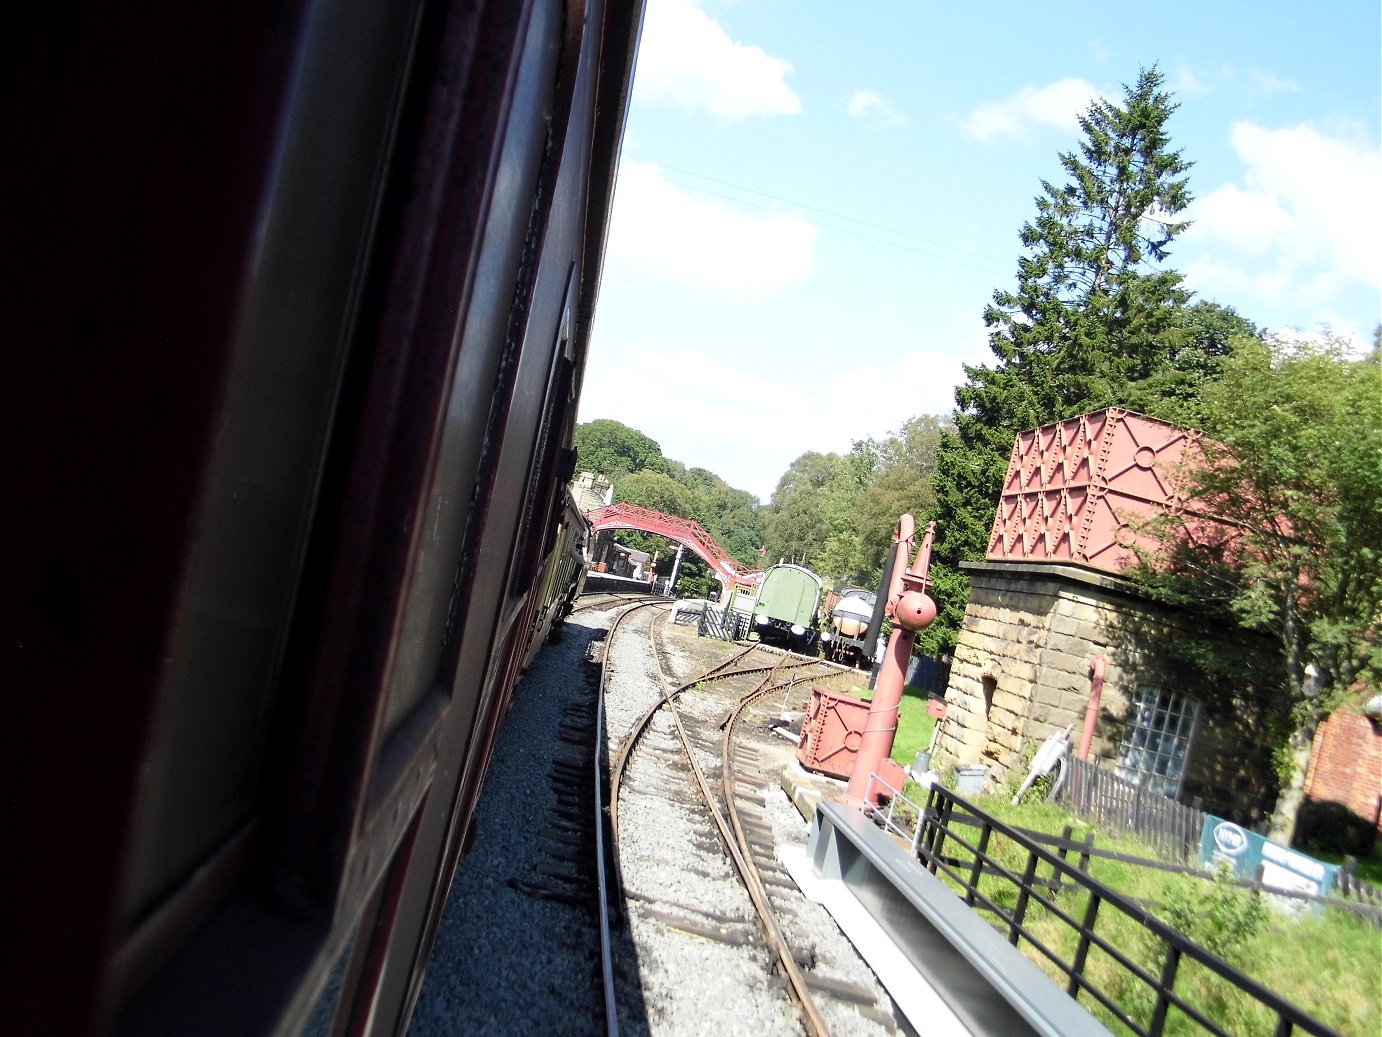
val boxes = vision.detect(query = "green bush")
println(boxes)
[1156,867,1267,962]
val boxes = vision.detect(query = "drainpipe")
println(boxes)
[1078,655,1107,761]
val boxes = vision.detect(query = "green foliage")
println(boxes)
[761,416,949,585]
[961,802,1377,1037]
[674,465,764,565]
[924,68,1248,652]
[1006,740,1056,802]
[1141,333,1382,838]
[669,553,715,599]
[609,470,700,561]
[613,469,698,518]
[851,415,948,578]
[573,418,672,481]
[1157,867,1267,961]
[762,450,868,571]
[574,419,765,571]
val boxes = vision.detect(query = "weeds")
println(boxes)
[934,794,1379,1037]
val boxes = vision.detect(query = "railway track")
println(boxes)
[573,591,668,615]
[410,594,908,1037]
[600,608,909,1037]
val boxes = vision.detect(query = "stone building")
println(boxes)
[930,409,1282,821]
[571,470,613,514]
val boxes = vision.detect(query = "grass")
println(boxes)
[890,683,937,769]
[930,794,1382,1037]
[1311,846,1382,886]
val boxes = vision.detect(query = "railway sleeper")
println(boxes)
[538,840,592,863]
[798,971,888,1008]
[507,877,591,908]
[629,908,760,945]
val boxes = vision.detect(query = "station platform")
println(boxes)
[778,757,849,823]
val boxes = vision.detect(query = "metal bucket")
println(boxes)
[955,764,988,796]
[913,750,932,774]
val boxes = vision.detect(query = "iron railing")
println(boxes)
[864,779,1342,1037]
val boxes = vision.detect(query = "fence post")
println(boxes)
[1055,824,1072,888]
[1149,945,1183,1037]
[966,824,992,907]
[1010,851,1040,946]
[1068,892,1102,998]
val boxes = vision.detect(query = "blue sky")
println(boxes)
[579,0,1381,503]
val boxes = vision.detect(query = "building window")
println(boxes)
[1115,685,1200,798]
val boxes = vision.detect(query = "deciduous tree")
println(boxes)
[762,451,865,571]
[1143,334,1382,841]
[573,418,672,481]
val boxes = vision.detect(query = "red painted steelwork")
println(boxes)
[845,518,937,804]
[797,688,872,780]
[1079,655,1107,761]
[585,502,758,586]
[987,409,1212,574]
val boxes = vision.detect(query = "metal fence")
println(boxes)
[913,784,1342,1037]
[1058,757,1207,864]
[697,605,749,642]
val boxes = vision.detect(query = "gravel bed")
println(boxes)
[408,611,612,1037]
[613,619,908,1037]
[408,604,910,1037]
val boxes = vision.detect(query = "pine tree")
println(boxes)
[922,67,1210,652]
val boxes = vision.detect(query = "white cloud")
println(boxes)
[1170,63,1211,98]
[603,161,816,295]
[578,344,817,500]
[960,78,1100,141]
[1249,70,1302,98]
[1184,122,1381,306]
[632,0,802,122]
[846,89,908,127]
[579,340,969,501]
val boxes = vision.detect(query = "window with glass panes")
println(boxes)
[1114,685,1200,798]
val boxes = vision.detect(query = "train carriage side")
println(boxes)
[9,2,644,1036]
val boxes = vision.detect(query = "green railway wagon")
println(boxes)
[751,563,823,650]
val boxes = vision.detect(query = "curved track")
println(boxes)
[603,615,882,1037]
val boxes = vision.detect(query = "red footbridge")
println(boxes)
[583,502,760,588]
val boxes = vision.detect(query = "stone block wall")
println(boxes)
[931,561,1279,819]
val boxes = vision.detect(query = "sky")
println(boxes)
[578,0,1381,503]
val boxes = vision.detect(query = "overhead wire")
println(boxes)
[629,156,1011,277]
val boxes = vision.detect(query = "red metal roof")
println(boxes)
[986,408,1209,574]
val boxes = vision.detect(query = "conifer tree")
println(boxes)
[923,67,1216,652]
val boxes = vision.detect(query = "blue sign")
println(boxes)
[1197,816,1339,904]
